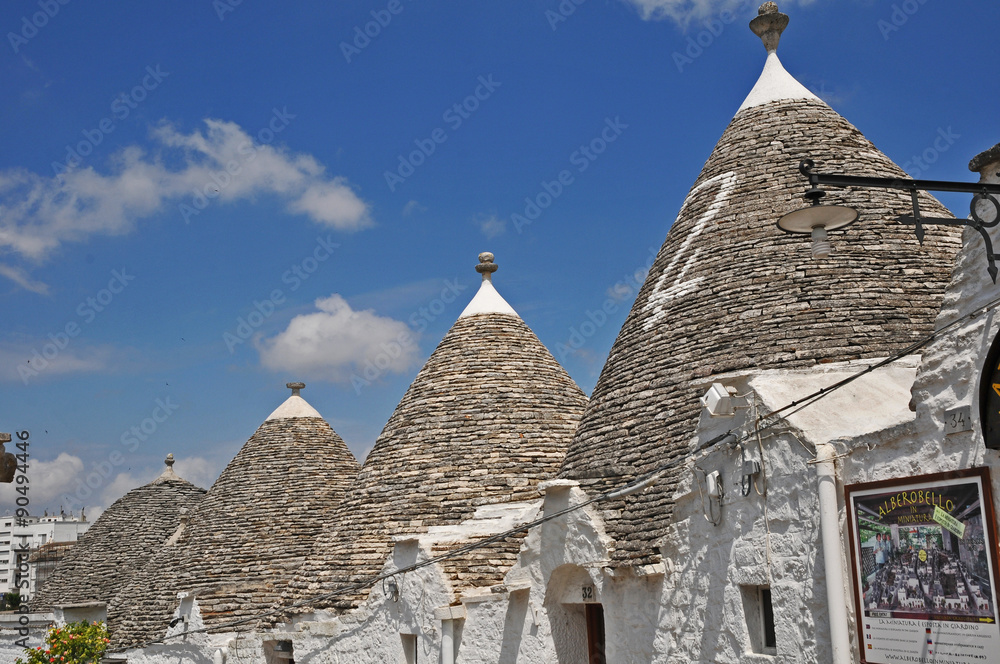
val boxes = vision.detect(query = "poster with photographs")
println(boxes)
[847,467,1000,664]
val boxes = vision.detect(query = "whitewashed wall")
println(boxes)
[0,614,51,664]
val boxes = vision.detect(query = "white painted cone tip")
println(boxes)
[266,394,323,420]
[737,51,823,112]
[461,252,520,318]
[459,279,519,318]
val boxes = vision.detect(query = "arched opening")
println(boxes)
[545,564,606,663]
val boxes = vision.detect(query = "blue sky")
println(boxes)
[0,0,997,518]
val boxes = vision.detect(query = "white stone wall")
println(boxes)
[468,355,922,664]
[658,427,827,664]
[291,548,453,664]
[0,614,53,664]
[117,537,491,664]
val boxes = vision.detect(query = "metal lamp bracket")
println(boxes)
[798,159,1000,282]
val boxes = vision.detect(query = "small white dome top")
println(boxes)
[266,383,323,420]
[738,52,822,112]
[459,252,519,318]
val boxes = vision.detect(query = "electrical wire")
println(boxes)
[108,461,679,653]
[108,291,1000,654]
[751,393,774,585]
[759,292,1000,427]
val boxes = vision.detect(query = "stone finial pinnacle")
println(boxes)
[750,2,788,53]
[969,143,1000,176]
[287,382,305,396]
[475,252,498,282]
[157,453,179,482]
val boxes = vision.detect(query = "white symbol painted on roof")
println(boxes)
[641,171,737,331]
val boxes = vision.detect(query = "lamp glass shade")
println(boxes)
[777,204,858,234]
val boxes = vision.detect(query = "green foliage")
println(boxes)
[16,621,110,664]
[1,590,21,611]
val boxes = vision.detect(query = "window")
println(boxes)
[263,640,294,664]
[760,588,776,650]
[741,584,776,655]
[400,634,417,664]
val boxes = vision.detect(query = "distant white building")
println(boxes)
[0,512,89,597]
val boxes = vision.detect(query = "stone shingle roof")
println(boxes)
[431,533,529,596]
[290,255,587,610]
[32,456,206,611]
[559,6,962,566]
[108,389,359,647]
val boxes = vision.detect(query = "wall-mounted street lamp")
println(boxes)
[778,159,1000,281]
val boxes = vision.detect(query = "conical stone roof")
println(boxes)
[559,3,963,566]
[290,253,587,610]
[109,385,359,647]
[32,455,206,612]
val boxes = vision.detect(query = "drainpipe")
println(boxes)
[434,605,466,664]
[441,619,455,664]
[815,443,851,664]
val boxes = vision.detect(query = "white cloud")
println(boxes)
[0,341,119,383]
[0,453,224,520]
[171,456,222,491]
[402,200,426,216]
[0,264,48,294]
[0,118,371,287]
[620,0,811,28]
[477,213,506,239]
[0,453,84,515]
[0,446,104,520]
[95,471,146,510]
[288,180,370,228]
[257,294,420,382]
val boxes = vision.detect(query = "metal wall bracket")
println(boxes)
[797,159,1000,282]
